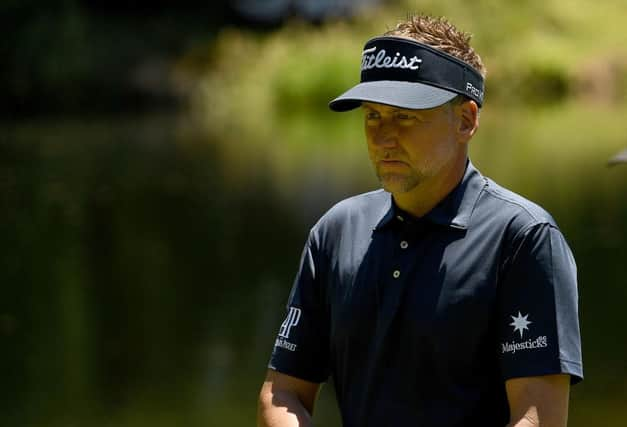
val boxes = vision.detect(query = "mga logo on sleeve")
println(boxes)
[275,307,301,352]
[501,311,548,354]
[509,311,532,338]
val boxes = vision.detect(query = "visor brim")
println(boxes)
[329,80,458,112]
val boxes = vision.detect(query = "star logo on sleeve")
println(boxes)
[509,312,532,338]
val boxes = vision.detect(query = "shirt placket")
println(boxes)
[375,215,418,337]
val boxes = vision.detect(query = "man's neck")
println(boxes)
[392,158,468,218]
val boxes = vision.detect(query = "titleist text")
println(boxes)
[361,46,422,71]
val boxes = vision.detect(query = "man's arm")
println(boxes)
[505,374,570,427]
[257,369,322,427]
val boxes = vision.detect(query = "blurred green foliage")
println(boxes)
[2,0,89,111]
[197,0,627,113]
[192,0,627,195]
[2,0,627,426]
[1,0,229,116]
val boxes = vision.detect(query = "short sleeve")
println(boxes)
[268,231,330,383]
[497,223,583,384]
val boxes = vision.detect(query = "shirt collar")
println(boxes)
[374,159,486,231]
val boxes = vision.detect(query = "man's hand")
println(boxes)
[505,374,570,427]
[257,369,321,427]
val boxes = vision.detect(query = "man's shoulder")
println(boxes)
[478,177,558,231]
[312,189,388,235]
[328,188,389,213]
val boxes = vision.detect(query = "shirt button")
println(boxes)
[400,240,408,249]
[392,270,400,279]
[396,215,404,222]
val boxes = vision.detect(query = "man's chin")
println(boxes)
[378,174,420,194]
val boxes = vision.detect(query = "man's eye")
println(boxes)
[366,112,380,120]
[396,113,415,121]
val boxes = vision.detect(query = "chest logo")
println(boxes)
[509,311,532,338]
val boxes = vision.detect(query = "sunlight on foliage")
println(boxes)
[185,0,627,198]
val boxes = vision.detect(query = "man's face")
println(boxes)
[363,101,464,195]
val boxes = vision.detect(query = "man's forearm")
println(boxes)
[257,389,313,427]
[506,411,539,427]
[505,375,569,427]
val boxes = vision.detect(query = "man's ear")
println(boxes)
[457,100,479,141]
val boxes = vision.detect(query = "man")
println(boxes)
[258,15,583,427]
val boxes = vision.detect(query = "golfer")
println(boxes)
[258,14,582,427]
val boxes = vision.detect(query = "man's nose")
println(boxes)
[372,123,398,147]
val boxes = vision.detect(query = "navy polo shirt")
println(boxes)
[269,160,583,427]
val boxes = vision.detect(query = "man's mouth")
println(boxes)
[378,159,407,166]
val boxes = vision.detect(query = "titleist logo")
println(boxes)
[361,46,422,71]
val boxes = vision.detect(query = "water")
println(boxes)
[0,112,345,426]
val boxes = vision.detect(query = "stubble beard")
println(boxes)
[376,168,424,194]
